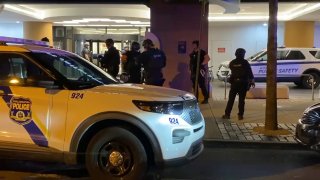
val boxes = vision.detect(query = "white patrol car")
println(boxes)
[0,37,205,179]
[217,47,320,89]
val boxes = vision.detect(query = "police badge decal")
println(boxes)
[9,97,32,125]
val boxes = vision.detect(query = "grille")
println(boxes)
[181,100,203,125]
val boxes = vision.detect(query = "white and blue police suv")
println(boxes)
[217,47,320,89]
[0,37,205,179]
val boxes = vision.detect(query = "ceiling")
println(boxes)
[0,2,320,33]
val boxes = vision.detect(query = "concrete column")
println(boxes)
[23,22,53,46]
[284,21,314,48]
[150,0,208,92]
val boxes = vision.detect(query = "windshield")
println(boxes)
[29,51,119,89]
[248,50,266,61]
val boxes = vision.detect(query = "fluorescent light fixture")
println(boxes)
[263,23,268,26]
[134,24,150,27]
[87,25,109,27]
[209,3,320,21]
[209,15,268,21]
[4,4,44,19]
[63,25,86,27]
[130,21,150,25]
[110,25,134,27]
[83,18,111,22]
[285,3,320,20]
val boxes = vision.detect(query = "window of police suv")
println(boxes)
[30,52,119,89]
[250,50,305,61]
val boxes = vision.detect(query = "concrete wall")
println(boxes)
[0,23,23,38]
[208,22,285,77]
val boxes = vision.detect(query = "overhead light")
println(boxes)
[209,3,320,22]
[263,23,268,26]
[87,25,109,27]
[16,21,20,24]
[4,4,44,19]
[110,25,134,27]
[134,25,150,27]
[209,15,268,21]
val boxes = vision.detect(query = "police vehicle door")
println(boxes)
[0,53,67,149]
[277,50,303,81]
[250,51,268,81]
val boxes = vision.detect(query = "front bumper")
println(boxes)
[162,137,204,167]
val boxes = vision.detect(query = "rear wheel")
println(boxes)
[301,73,320,89]
[85,127,147,180]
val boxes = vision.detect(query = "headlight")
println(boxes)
[133,100,183,115]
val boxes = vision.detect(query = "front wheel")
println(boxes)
[85,127,147,180]
[301,73,320,89]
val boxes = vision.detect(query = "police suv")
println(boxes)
[217,48,320,89]
[0,37,205,179]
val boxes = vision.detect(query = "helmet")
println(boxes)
[131,42,140,51]
[235,48,246,58]
[142,39,154,48]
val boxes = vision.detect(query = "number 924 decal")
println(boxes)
[71,93,84,99]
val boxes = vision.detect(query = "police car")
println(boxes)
[0,37,205,179]
[217,48,320,89]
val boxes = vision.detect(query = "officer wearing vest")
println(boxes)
[124,42,142,83]
[139,39,166,86]
[222,48,255,120]
[102,38,120,78]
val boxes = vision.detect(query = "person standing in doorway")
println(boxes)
[189,40,210,104]
[81,43,92,62]
[138,39,166,86]
[222,48,255,120]
[102,39,120,78]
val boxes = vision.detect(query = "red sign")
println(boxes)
[217,48,225,53]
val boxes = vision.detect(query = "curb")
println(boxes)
[203,139,310,150]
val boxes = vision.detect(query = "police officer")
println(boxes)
[123,42,142,83]
[222,48,255,120]
[189,40,210,104]
[138,39,166,86]
[102,38,120,78]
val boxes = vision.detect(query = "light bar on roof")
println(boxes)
[0,36,49,47]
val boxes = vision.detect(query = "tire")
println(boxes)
[302,73,320,89]
[85,127,147,180]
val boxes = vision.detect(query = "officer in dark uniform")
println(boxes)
[222,48,255,120]
[123,42,142,83]
[138,39,166,86]
[189,40,209,104]
[102,38,120,78]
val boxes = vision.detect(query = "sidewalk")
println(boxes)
[200,80,318,144]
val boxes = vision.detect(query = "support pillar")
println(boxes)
[149,0,208,92]
[284,21,314,48]
[23,22,53,46]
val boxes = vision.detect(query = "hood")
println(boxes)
[220,61,230,67]
[87,84,194,101]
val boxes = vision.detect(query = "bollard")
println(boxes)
[311,75,314,101]
[301,74,315,100]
